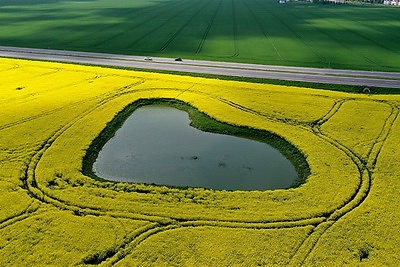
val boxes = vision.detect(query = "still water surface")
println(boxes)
[93,106,297,190]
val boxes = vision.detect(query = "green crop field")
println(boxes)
[1,0,399,71]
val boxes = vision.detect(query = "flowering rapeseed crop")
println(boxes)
[0,58,399,265]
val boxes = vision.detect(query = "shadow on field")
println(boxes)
[1,0,399,71]
[0,0,96,6]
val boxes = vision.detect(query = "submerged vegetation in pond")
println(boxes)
[84,99,310,190]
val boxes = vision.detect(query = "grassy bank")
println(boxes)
[82,98,311,189]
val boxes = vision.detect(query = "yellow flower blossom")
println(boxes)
[0,58,399,265]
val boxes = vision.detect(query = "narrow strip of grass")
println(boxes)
[5,56,399,94]
[67,61,400,94]
[82,98,311,190]
[149,70,396,94]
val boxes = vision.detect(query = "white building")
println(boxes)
[384,0,400,5]
[328,0,345,3]
[314,0,345,3]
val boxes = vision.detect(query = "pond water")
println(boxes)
[93,106,298,191]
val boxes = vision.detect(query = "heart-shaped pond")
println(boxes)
[91,101,300,191]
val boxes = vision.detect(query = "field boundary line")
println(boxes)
[159,0,214,51]
[15,88,372,230]
[241,0,282,60]
[18,84,182,225]
[0,200,40,230]
[124,1,201,51]
[8,75,398,264]
[82,223,161,265]
[196,0,223,54]
[309,99,346,127]
[98,218,321,266]
[231,0,239,57]
[324,14,399,55]
[253,0,325,64]
[19,91,339,225]
[280,3,378,67]
[290,99,398,264]
[366,102,399,168]
[92,1,178,48]
[0,76,115,130]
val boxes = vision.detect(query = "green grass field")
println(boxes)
[1,0,399,71]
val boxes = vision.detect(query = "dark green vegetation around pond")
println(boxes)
[93,106,298,191]
[1,0,399,71]
[83,99,310,190]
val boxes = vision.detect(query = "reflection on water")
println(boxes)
[93,106,297,191]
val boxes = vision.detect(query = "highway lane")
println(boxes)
[2,46,400,79]
[1,46,399,88]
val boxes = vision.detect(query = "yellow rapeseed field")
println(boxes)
[0,58,399,266]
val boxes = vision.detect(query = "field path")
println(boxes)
[1,57,399,264]
[1,46,400,89]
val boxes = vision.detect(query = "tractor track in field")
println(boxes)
[365,101,399,168]
[253,0,326,65]
[93,0,183,49]
[86,217,325,265]
[292,7,383,67]
[195,0,223,54]
[99,96,399,265]
[0,76,110,130]
[0,67,60,89]
[13,90,172,226]
[124,96,383,263]
[0,200,40,230]
[164,91,396,265]
[0,69,152,130]
[124,1,200,51]
[211,96,369,215]
[0,65,20,73]
[242,0,282,60]
[231,0,239,57]
[181,87,314,128]
[289,100,399,265]
[369,104,399,168]
[37,8,137,47]
[322,15,399,56]
[7,87,322,264]
[0,76,145,131]
[4,74,398,264]
[310,99,346,126]
[61,0,180,48]
[0,67,94,104]
[3,90,297,245]
[159,0,214,52]
[351,19,400,41]
[16,88,318,225]
[281,6,379,68]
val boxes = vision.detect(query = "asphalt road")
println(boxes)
[1,46,399,89]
